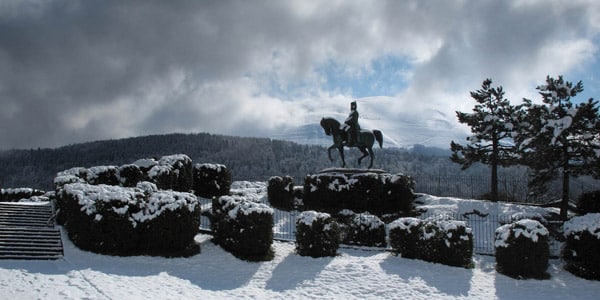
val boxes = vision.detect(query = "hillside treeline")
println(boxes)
[0,133,479,190]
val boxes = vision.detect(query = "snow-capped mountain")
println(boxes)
[270,109,468,150]
[270,96,469,149]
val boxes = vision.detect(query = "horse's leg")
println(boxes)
[357,146,369,166]
[338,146,346,168]
[367,146,375,169]
[327,144,336,162]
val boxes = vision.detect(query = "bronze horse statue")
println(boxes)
[320,117,383,169]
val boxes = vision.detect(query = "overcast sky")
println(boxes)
[1,0,600,150]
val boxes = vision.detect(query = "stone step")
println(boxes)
[0,202,63,260]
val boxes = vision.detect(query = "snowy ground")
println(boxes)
[1,182,600,299]
[1,231,600,300]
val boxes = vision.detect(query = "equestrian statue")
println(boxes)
[320,101,383,169]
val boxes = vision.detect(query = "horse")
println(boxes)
[320,117,383,169]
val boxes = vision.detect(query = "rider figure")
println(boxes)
[344,101,360,146]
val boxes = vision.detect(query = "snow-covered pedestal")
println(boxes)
[303,169,415,215]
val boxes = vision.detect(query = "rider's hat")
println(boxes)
[350,101,357,109]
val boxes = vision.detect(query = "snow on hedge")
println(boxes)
[563,213,600,239]
[495,219,549,248]
[298,210,331,226]
[62,182,199,226]
[219,195,273,219]
[389,217,421,231]
[352,213,385,230]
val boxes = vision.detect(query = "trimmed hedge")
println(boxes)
[0,188,46,202]
[118,164,144,187]
[296,211,340,257]
[193,163,231,198]
[148,154,193,192]
[267,176,295,211]
[337,210,386,247]
[303,172,415,215]
[87,166,120,185]
[57,182,201,257]
[495,219,550,279]
[577,191,600,215]
[563,213,600,280]
[389,216,473,268]
[211,195,274,261]
[389,217,422,259]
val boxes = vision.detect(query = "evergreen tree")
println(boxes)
[515,76,600,220]
[450,78,519,201]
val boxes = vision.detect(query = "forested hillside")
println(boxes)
[0,133,480,190]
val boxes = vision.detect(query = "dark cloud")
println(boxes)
[0,0,598,149]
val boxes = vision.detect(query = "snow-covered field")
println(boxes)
[1,182,600,299]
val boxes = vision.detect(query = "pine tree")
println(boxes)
[450,78,519,202]
[515,76,600,220]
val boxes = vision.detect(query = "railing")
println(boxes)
[412,174,596,203]
[198,199,563,257]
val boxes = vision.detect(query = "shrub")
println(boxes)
[495,219,550,279]
[425,218,473,268]
[563,213,600,280]
[193,163,231,198]
[211,195,274,261]
[118,164,144,187]
[158,154,193,192]
[0,188,46,202]
[267,176,295,211]
[338,211,386,247]
[303,172,415,215]
[296,211,340,257]
[576,191,600,215]
[389,216,473,268]
[57,182,201,256]
[389,217,422,259]
[87,166,120,185]
[147,165,175,190]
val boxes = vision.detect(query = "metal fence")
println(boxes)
[412,174,597,204]
[198,200,562,257]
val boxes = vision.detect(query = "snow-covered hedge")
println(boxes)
[148,154,193,192]
[0,188,46,202]
[337,210,386,247]
[57,182,201,256]
[118,164,144,187]
[563,213,600,280]
[494,219,550,279]
[193,163,231,198]
[576,191,600,215]
[267,176,295,211]
[54,154,194,192]
[303,172,415,215]
[211,195,274,261]
[295,211,340,257]
[389,216,473,268]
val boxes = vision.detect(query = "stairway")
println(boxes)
[0,202,63,260]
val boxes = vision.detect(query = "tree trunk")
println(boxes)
[491,161,498,202]
[491,135,499,202]
[560,143,570,221]
[561,169,570,221]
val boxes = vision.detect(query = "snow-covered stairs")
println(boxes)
[0,202,63,260]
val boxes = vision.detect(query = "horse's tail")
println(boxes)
[373,130,383,148]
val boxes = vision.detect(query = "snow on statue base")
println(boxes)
[303,169,415,215]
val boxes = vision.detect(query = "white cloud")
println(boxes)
[1,0,600,149]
